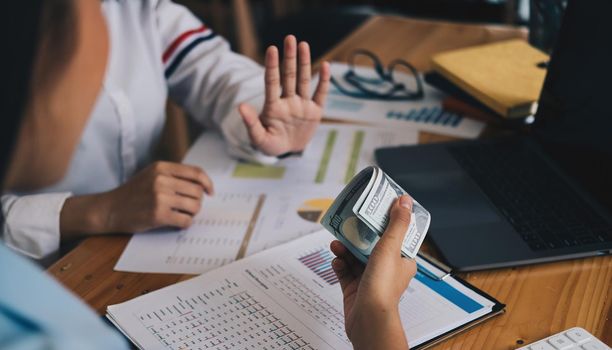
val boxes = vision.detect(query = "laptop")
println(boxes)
[375,0,612,271]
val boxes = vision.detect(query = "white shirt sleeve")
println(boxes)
[154,0,278,164]
[1,193,71,259]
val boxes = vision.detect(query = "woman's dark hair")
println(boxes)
[0,1,76,228]
[0,1,76,188]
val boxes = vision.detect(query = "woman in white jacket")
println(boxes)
[2,0,331,259]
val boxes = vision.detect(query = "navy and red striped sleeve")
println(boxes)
[161,24,217,78]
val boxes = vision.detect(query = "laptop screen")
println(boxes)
[534,0,612,213]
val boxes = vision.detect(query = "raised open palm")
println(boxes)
[239,35,331,156]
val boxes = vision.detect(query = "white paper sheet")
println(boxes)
[320,62,485,139]
[114,185,343,274]
[115,124,417,274]
[183,123,418,190]
[108,231,498,350]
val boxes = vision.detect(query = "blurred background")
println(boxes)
[175,0,533,63]
[160,0,566,162]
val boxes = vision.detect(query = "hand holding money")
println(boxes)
[321,166,431,262]
[329,196,416,350]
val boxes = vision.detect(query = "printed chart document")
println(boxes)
[115,185,343,274]
[321,62,485,139]
[184,123,418,190]
[115,123,417,274]
[107,230,504,350]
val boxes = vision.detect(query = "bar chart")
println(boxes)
[298,249,339,285]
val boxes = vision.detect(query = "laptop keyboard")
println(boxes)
[448,141,611,251]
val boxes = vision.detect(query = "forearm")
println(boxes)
[60,193,110,239]
[350,307,409,350]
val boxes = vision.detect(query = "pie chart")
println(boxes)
[297,198,334,223]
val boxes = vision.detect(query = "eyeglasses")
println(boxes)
[330,49,425,101]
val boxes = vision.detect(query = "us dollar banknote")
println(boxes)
[321,166,431,262]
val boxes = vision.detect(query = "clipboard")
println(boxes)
[106,231,506,350]
[413,252,506,349]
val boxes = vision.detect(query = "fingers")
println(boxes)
[264,46,281,103]
[332,257,356,293]
[155,161,214,195]
[376,195,413,253]
[331,241,359,292]
[239,103,267,148]
[313,61,331,106]
[149,194,196,229]
[161,208,194,229]
[281,35,297,97]
[166,193,201,216]
[330,240,364,276]
[297,41,311,98]
[164,176,204,201]
[330,239,348,256]
[269,35,328,105]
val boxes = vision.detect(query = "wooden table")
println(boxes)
[49,15,612,349]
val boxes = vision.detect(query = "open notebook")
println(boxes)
[107,230,504,349]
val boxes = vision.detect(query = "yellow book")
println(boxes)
[431,39,549,119]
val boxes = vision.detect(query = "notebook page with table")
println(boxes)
[107,230,504,350]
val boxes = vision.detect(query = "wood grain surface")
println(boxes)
[48,15,611,349]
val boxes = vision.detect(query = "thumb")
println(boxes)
[375,195,413,253]
[238,103,267,147]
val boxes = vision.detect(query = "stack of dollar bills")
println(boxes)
[321,166,431,263]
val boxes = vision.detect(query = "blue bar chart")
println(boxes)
[386,107,463,127]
